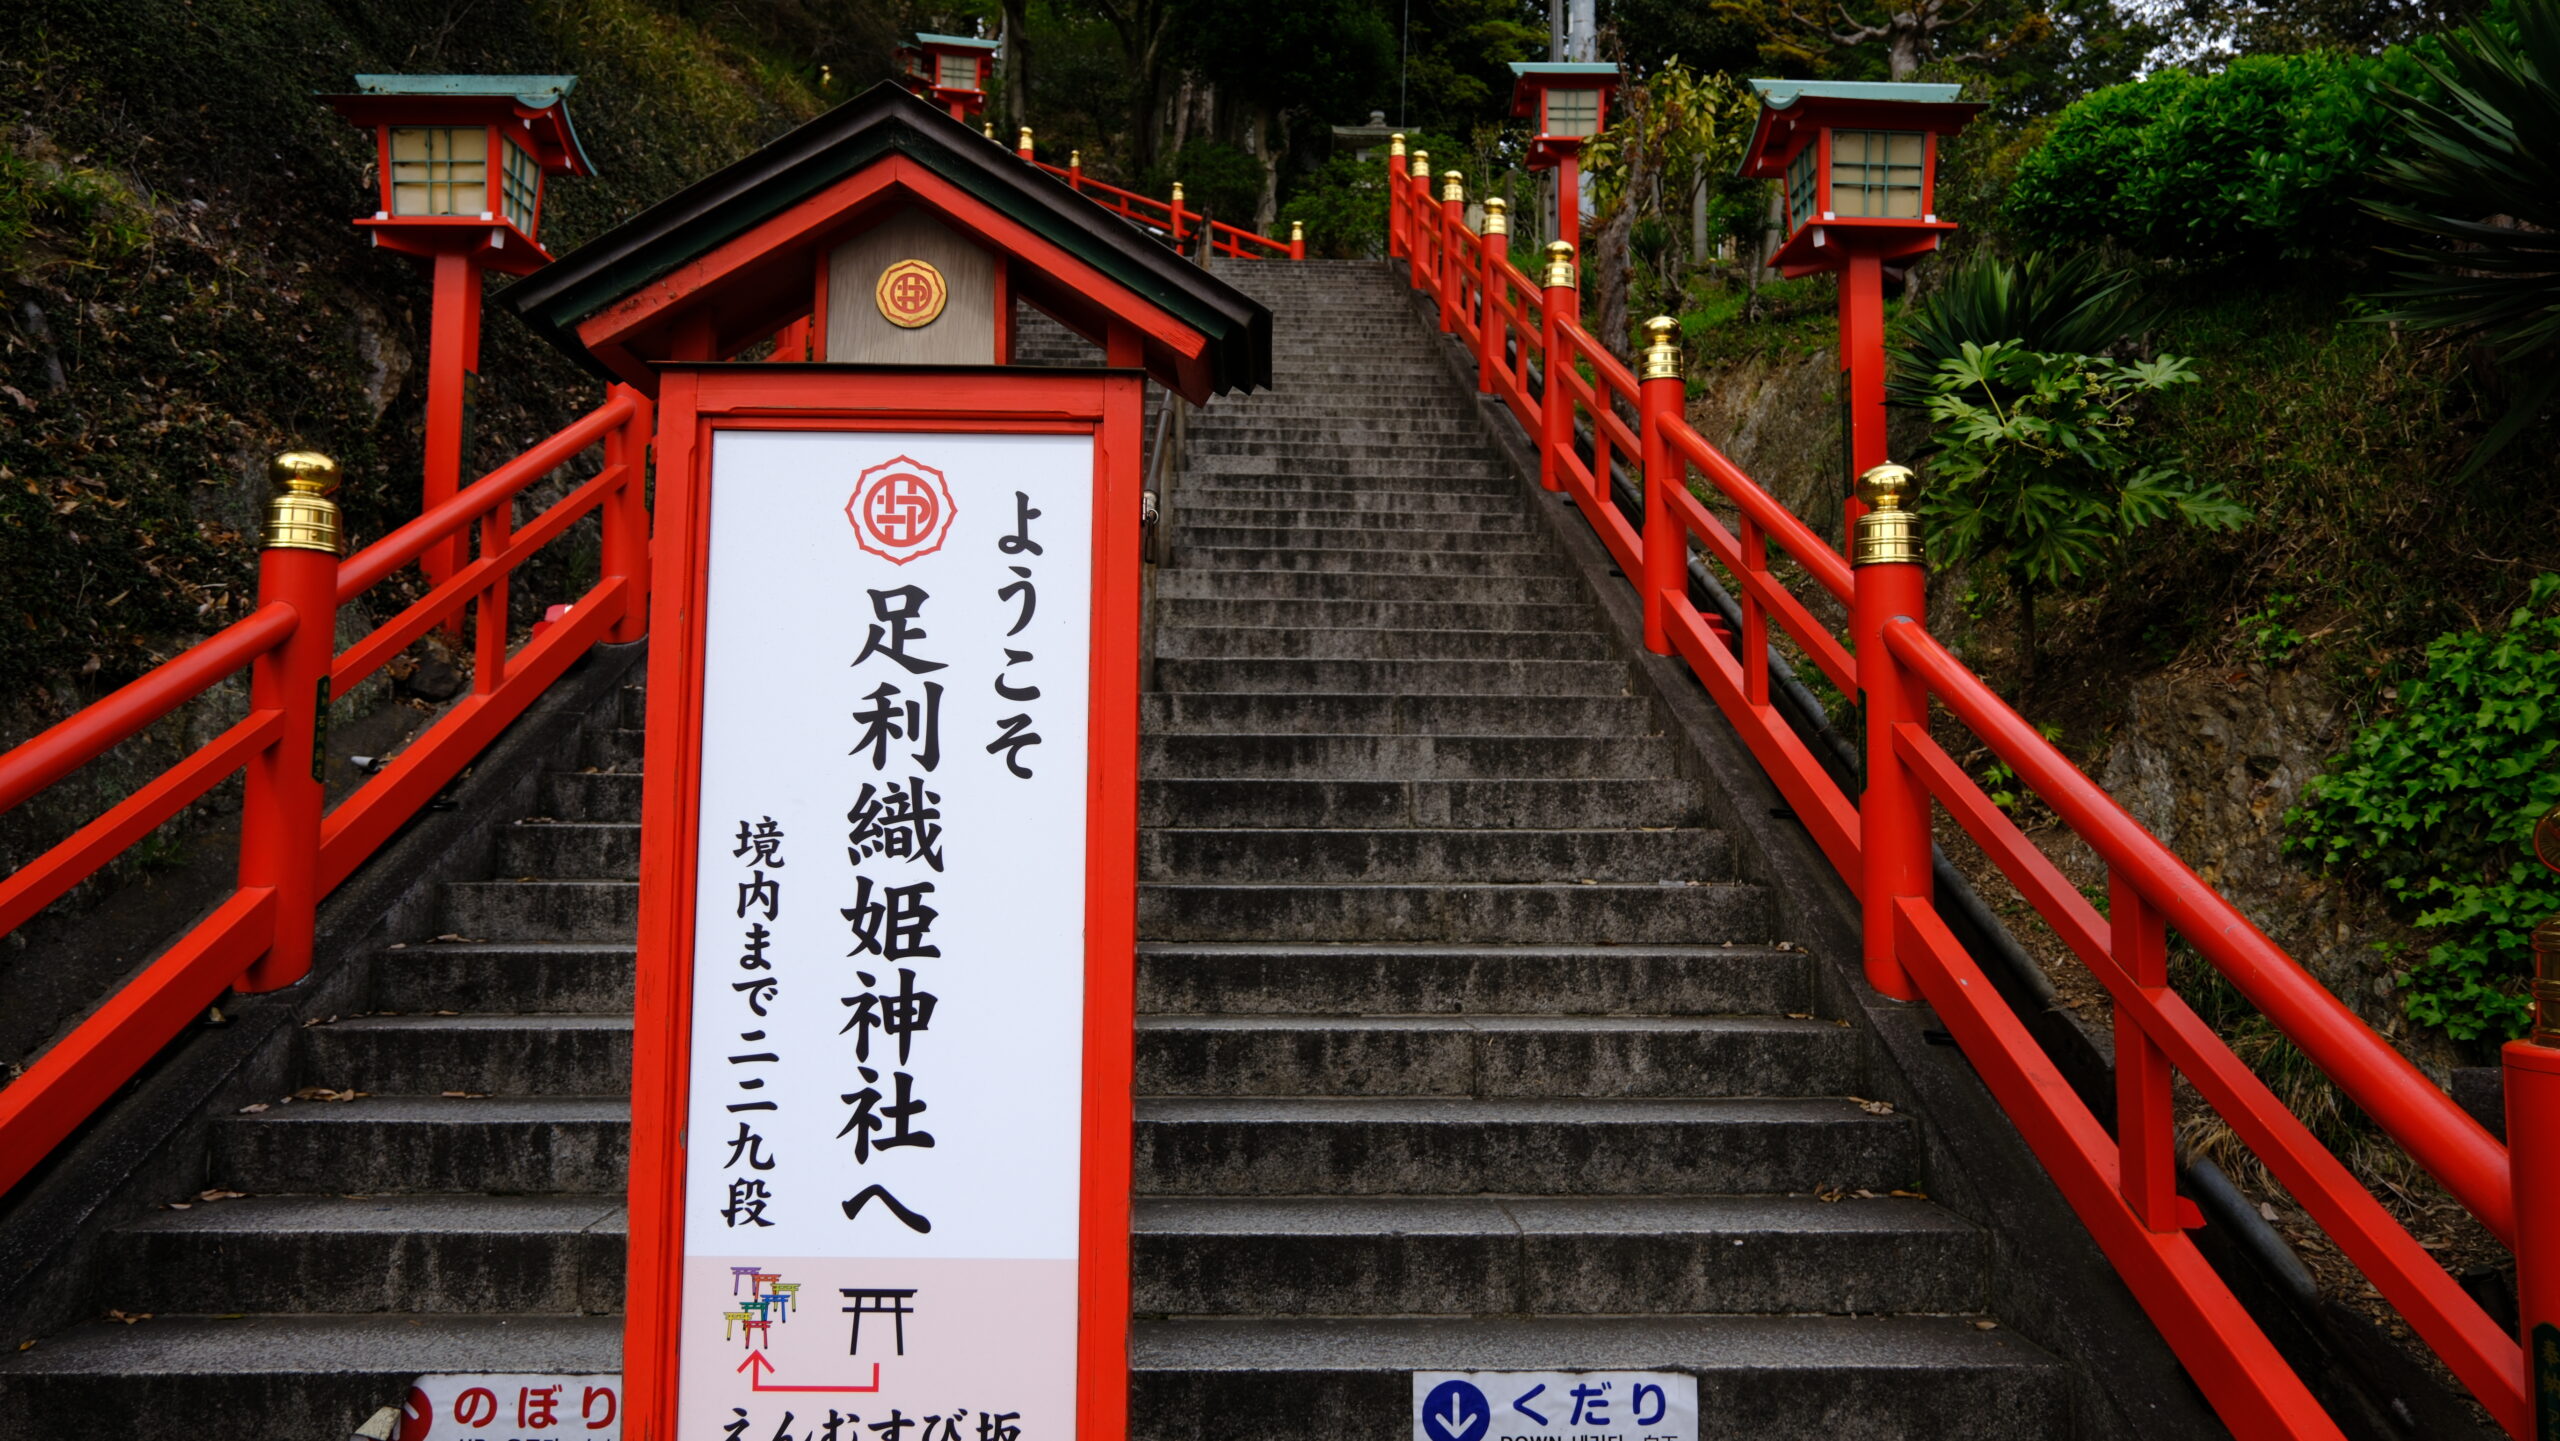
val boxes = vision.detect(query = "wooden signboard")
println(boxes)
[627,366,1144,1440]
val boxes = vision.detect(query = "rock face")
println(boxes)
[2099,664,2435,1058]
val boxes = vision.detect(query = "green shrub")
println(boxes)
[1921,340,2246,681]
[1891,248,2153,409]
[1284,154,1389,259]
[2006,51,2425,262]
[2288,574,2560,1042]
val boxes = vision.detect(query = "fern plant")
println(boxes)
[1921,340,2248,684]
[1890,248,2154,411]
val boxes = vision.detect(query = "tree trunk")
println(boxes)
[1886,11,1926,79]
[1252,103,1282,233]
[1588,90,1650,366]
[1002,0,1030,132]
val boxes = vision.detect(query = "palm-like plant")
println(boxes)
[1889,248,2155,410]
[2365,0,2560,470]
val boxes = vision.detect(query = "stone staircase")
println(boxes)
[0,260,2072,1438]
[1121,259,2066,1437]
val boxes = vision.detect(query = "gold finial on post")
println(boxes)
[1019,126,1034,152]
[264,451,344,556]
[1409,150,1429,182]
[1542,239,1577,289]
[1441,169,1464,203]
[1390,133,1406,157]
[1170,181,1185,209]
[1853,463,1921,567]
[1482,196,1508,236]
[1641,316,1680,382]
[1290,219,1305,243]
[982,122,995,140]
[1070,149,1081,168]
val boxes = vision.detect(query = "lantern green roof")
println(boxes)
[913,33,1001,51]
[1507,62,1621,78]
[1748,79,1966,107]
[351,74,579,107]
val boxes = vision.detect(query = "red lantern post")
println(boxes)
[1736,80,1980,558]
[893,34,1000,124]
[1510,62,1620,254]
[321,75,591,600]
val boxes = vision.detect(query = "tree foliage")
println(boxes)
[1889,248,2153,408]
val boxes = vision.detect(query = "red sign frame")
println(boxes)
[624,363,1145,1440]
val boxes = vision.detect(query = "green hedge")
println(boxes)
[2004,51,2425,262]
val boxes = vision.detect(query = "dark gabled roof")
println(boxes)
[500,83,1271,396]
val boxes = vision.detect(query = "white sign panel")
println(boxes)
[397,1374,620,1440]
[678,430,1094,1438]
[1414,1371,1699,1441]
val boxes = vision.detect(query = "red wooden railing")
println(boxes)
[1025,147,1302,260]
[1389,157,2552,1439]
[0,384,653,1199]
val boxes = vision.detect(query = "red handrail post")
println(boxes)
[1169,182,1188,248]
[1406,150,1432,296]
[602,383,655,644]
[1438,171,1464,335]
[1536,242,1576,494]
[236,453,345,994]
[1387,136,1408,259]
[1017,126,1035,161]
[1068,149,1083,191]
[1637,317,1686,656]
[2512,935,2560,1401]
[1477,201,1510,395]
[1290,219,1306,262]
[1852,463,1926,1003]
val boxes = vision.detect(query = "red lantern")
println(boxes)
[893,34,1001,123]
[1508,61,1621,253]
[1738,80,1980,555]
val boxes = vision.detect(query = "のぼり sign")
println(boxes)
[397,1374,620,1440]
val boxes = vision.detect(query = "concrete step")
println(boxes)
[215,1096,627,1194]
[103,1194,624,1314]
[1187,438,1496,463]
[1187,454,1505,482]
[0,1314,623,1441]
[1137,880,1762,944]
[1164,484,1520,514]
[1152,657,1626,697]
[541,770,641,821]
[1177,504,1531,534]
[1139,777,1710,829]
[1174,524,1549,554]
[1139,733,1678,780]
[1193,420,1488,442]
[1128,1315,2067,1441]
[439,879,636,943]
[495,821,637,880]
[1154,625,1604,662]
[1133,1015,1856,1098]
[1132,1096,1913,1196]
[1170,546,1566,578]
[1140,826,1725,883]
[298,1014,632,1095]
[1154,598,1599,633]
[1136,943,1813,1018]
[1131,1195,1985,1315]
[1151,569,1585,604]
[581,726,644,770]
[370,940,634,1014]
[1140,692,1654,737]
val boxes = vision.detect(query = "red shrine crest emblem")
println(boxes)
[847,455,957,565]
[874,258,948,329]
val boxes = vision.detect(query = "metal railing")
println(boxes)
[1389,149,2551,1441]
[0,388,653,1198]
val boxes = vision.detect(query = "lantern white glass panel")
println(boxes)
[937,53,980,90]
[1830,130,1925,219]
[499,137,540,235]
[1544,88,1600,138]
[1787,147,1818,231]
[389,126,489,217]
